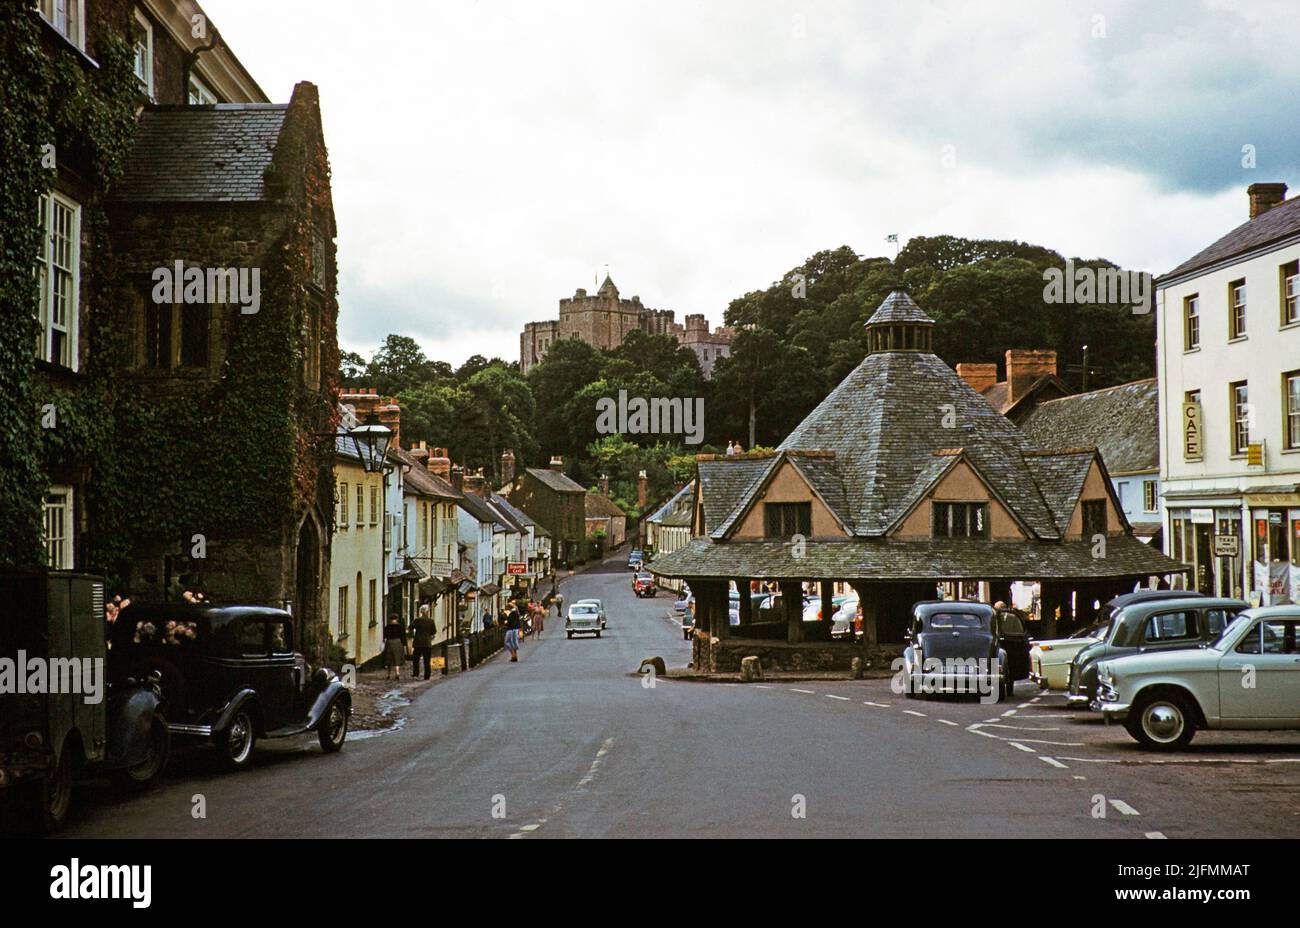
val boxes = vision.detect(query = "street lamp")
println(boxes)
[349,412,393,474]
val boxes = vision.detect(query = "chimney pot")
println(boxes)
[450,465,464,493]
[1248,182,1288,219]
[549,455,564,472]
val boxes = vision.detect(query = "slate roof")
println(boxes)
[1019,379,1159,475]
[457,491,512,530]
[866,290,935,325]
[646,481,694,524]
[585,492,626,519]
[1161,195,1300,282]
[650,290,1188,583]
[487,494,530,533]
[648,535,1187,582]
[525,467,586,493]
[490,494,537,529]
[110,105,288,203]
[389,447,462,500]
[777,346,1060,538]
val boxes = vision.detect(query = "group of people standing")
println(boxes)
[381,587,565,677]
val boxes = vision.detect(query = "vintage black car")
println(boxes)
[992,606,1032,682]
[899,601,1013,701]
[110,604,351,769]
[0,571,168,833]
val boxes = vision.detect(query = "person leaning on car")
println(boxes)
[410,604,437,681]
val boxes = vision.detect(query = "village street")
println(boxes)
[57,554,1300,840]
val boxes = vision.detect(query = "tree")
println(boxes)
[365,334,450,395]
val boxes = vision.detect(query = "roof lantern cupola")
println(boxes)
[864,290,935,354]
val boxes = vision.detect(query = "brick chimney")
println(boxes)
[408,441,429,468]
[427,447,451,482]
[501,449,516,486]
[549,455,564,472]
[462,470,491,499]
[1005,349,1057,404]
[1248,182,1288,219]
[378,400,401,450]
[599,474,610,497]
[636,470,647,509]
[450,465,464,494]
[956,363,998,395]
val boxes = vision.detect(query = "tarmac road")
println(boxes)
[58,556,1300,839]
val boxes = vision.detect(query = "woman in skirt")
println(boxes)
[382,613,407,680]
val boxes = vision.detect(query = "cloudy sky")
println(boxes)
[202,0,1300,366]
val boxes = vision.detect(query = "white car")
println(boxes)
[575,598,607,629]
[1029,621,1108,690]
[566,603,602,638]
[1095,606,1300,750]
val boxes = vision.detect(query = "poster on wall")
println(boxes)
[1254,560,1292,605]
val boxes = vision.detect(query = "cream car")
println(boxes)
[1028,621,1108,690]
[1095,606,1300,750]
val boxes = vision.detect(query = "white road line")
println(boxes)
[1038,756,1068,769]
[1030,697,1042,704]
[1017,703,1033,709]
[863,701,892,708]
[511,736,615,838]
[969,729,1000,739]
[1001,709,1018,717]
[903,710,927,717]
[1108,799,1141,816]
[1146,831,1167,839]
[978,722,1062,731]
[826,694,851,701]
[753,684,773,689]
[937,719,959,726]
[792,688,816,694]
[1072,775,1086,780]
[1008,741,1035,753]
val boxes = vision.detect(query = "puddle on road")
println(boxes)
[349,688,412,741]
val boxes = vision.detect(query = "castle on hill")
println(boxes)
[519,274,735,378]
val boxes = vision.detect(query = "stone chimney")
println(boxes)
[956,363,998,395]
[338,388,401,448]
[637,470,648,509]
[450,465,464,494]
[1248,182,1288,219]
[462,470,491,499]
[549,455,564,472]
[378,400,401,450]
[599,474,610,497]
[1005,349,1057,404]
[427,447,451,482]
[501,449,516,486]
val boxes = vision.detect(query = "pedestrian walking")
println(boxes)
[410,603,437,680]
[503,603,522,662]
[382,613,407,680]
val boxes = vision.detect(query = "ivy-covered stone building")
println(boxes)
[3,2,340,661]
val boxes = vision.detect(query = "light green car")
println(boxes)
[1095,606,1300,750]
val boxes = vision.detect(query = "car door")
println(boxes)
[1219,618,1300,721]
[994,609,1030,680]
[263,617,301,731]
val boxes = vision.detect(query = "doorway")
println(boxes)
[294,516,321,659]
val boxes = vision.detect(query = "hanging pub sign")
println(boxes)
[1182,402,1203,462]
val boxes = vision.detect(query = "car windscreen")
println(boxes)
[1073,622,1109,639]
[926,612,986,629]
[1210,612,1255,650]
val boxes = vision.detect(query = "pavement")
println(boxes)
[58,554,1300,839]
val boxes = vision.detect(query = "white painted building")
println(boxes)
[1156,182,1300,604]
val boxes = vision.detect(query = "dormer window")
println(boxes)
[188,74,219,105]
[933,502,987,538]
[764,502,810,537]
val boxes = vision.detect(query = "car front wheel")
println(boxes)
[216,709,256,770]
[318,699,348,754]
[41,744,74,832]
[1126,693,1196,751]
[119,715,170,791]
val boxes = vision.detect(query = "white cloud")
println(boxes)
[200,0,1298,365]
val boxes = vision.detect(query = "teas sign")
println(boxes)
[1182,401,1203,462]
[1213,534,1239,557]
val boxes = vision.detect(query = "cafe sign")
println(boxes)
[1182,402,1203,462]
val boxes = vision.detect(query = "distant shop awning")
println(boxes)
[478,582,501,596]
[419,576,455,598]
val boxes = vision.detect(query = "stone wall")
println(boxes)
[691,633,903,674]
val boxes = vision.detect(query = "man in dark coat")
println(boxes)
[411,604,437,680]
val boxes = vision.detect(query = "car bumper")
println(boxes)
[912,669,1000,693]
[567,626,600,634]
[1029,671,1050,689]
[1066,692,1092,707]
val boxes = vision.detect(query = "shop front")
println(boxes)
[1167,493,1300,605]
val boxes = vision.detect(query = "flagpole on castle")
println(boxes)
[886,233,899,261]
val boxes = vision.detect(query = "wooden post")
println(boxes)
[780,581,804,643]
[849,582,877,646]
[738,579,753,627]
[820,580,834,637]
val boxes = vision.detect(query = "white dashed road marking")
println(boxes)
[826,694,850,701]
[1146,832,1167,839]
[937,719,959,726]
[863,701,891,708]
[1039,756,1068,769]
[1008,741,1035,753]
[903,710,927,717]
[792,688,815,694]
[1108,799,1141,816]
